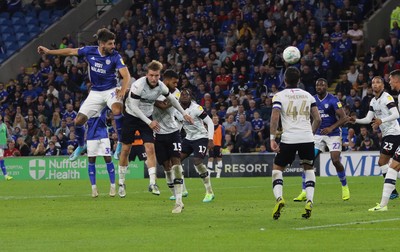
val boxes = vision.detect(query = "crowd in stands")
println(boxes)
[0,0,399,157]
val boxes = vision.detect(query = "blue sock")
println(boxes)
[75,125,86,147]
[337,170,347,186]
[106,162,115,184]
[0,160,6,175]
[88,162,96,186]
[314,148,320,158]
[114,114,123,141]
[301,171,306,190]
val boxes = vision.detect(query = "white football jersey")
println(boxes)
[370,92,400,137]
[125,76,169,117]
[272,88,316,144]
[152,89,181,134]
[176,101,208,140]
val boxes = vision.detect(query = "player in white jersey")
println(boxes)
[118,61,193,203]
[153,69,187,213]
[38,28,130,162]
[350,76,400,202]
[177,89,215,203]
[368,70,400,211]
[270,67,321,220]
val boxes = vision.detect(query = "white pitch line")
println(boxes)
[294,218,400,230]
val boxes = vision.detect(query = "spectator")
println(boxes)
[4,140,20,157]
[347,23,363,61]
[16,137,30,156]
[358,137,379,151]
[335,74,352,96]
[235,114,253,153]
[45,141,60,156]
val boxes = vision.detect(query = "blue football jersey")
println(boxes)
[86,107,109,140]
[78,46,126,91]
[315,93,342,136]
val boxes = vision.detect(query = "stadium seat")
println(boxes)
[0,18,11,26]
[11,16,26,25]
[0,26,14,34]
[13,25,25,33]
[25,16,39,26]
[12,11,24,19]
[223,90,230,97]
[38,9,51,25]
[0,12,10,19]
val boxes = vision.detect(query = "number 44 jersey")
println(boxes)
[272,88,317,144]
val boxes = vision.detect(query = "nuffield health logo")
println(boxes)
[29,159,46,180]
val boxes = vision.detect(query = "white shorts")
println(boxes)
[314,135,342,152]
[87,138,112,157]
[79,89,122,118]
[0,148,3,157]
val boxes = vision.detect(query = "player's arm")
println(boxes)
[310,104,321,135]
[320,107,347,135]
[166,93,194,124]
[154,100,171,109]
[372,102,399,128]
[117,67,131,100]
[269,108,280,152]
[201,113,215,149]
[37,46,78,56]
[352,110,374,124]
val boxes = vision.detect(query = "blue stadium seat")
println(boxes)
[12,11,25,18]
[25,16,39,26]
[11,16,25,25]
[0,26,14,34]
[38,9,51,25]
[0,18,11,26]
[0,12,10,19]
[223,90,230,97]
[13,25,25,33]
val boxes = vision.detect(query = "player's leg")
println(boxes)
[88,156,98,198]
[298,142,316,219]
[370,158,400,211]
[0,153,12,180]
[144,142,160,195]
[171,156,184,213]
[117,114,136,198]
[155,135,175,198]
[108,90,124,160]
[216,155,223,178]
[271,143,295,219]
[192,138,214,202]
[331,151,350,200]
[294,148,319,202]
[70,91,102,161]
[103,148,116,197]
[207,155,214,175]
[379,136,399,199]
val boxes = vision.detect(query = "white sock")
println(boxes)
[172,165,183,205]
[165,170,175,196]
[380,164,389,175]
[91,185,97,190]
[148,167,157,185]
[304,169,316,202]
[196,164,213,194]
[380,167,397,207]
[118,166,127,185]
[272,170,283,200]
[207,161,213,170]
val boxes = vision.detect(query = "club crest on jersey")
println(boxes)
[106,59,111,65]
[324,104,329,108]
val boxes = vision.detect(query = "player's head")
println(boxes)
[96,28,116,55]
[389,69,400,91]
[179,88,193,106]
[284,67,300,88]
[371,76,385,94]
[163,69,179,92]
[146,60,163,87]
[315,78,328,96]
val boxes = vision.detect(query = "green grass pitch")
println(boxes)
[0,176,399,251]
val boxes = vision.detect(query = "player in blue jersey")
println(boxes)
[86,107,116,198]
[38,28,130,162]
[293,78,350,202]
